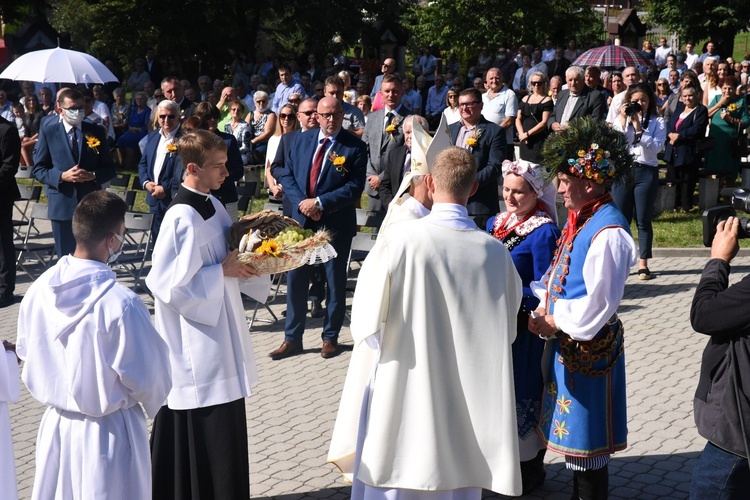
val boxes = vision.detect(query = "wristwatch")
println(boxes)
[314,198,323,211]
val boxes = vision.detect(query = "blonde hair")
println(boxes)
[178,130,227,168]
[431,147,476,198]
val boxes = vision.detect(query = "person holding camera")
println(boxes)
[690,216,750,498]
[611,83,666,280]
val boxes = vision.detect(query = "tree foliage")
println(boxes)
[643,0,750,58]
[403,0,603,60]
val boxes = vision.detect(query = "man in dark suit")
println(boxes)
[546,47,571,80]
[271,97,366,360]
[33,89,115,258]
[550,66,605,132]
[0,114,20,307]
[161,76,194,119]
[361,74,411,211]
[379,115,429,208]
[449,88,505,228]
[138,100,183,240]
[145,48,163,87]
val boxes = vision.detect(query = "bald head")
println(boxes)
[316,97,344,136]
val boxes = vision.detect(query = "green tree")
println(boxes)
[643,0,750,58]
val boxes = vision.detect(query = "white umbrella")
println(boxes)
[0,47,118,84]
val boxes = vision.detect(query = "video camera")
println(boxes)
[702,189,750,246]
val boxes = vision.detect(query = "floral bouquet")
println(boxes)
[228,210,337,274]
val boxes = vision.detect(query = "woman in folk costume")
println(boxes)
[528,117,637,500]
[486,159,560,494]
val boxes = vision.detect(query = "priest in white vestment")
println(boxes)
[16,191,172,500]
[146,130,271,499]
[329,147,523,499]
[0,341,20,500]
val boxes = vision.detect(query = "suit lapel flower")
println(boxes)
[465,127,483,149]
[165,141,178,156]
[328,150,348,174]
[85,134,101,154]
[385,116,401,136]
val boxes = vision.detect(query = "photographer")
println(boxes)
[611,83,666,280]
[690,216,750,498]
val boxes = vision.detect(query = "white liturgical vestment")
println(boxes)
[17,256,172,500]
[329,203,523,497]
[146,189,271,410]
[0,350,19,500]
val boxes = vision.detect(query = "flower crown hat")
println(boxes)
[541,116,632,187]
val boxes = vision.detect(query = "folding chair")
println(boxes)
[109,172,131,190]
[347,209,386,272]
[111,212,154,295]
[262,201,284,213]
[107,189,137,211]
[132,175,144,190]
[237,181,257,215]
[13,183,42,238]
[15,202,56,279]
[15,165,34,182]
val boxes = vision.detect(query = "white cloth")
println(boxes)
[152,128,179,186]
[655,45,673,68]
[93,100,115,139]
[378,194,429,238]
[542,48,556,62]
[265,134,281,170]
[329,203,523,496]
[612,115,666,167]
[146,194,271,410]
[17,256,172,500]
[0,350,19,500]
[560,93,580,126]
[531,227,637,341]
[606,91,627,125]
[481,86,518,145]
[442,106,461,125]
[685,52,699,70]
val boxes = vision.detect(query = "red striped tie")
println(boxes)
[309,137,329,196]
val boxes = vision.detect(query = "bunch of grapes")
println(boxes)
[273,226,314,246]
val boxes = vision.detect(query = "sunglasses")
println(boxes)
[159,114,176,120]
[298,110,316,116]
[255,100,268,104]
[529,81,544,86]
[279,113,295,119]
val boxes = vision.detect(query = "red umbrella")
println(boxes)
[572,45,648,69]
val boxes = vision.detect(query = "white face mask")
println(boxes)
[107,233,125,264]
[65,108,84,126]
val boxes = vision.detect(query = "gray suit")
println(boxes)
[361,105,411,210]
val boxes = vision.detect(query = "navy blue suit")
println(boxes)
[278,128,366,343]
[449,117,505,220]
[33,120,115,257]
[138,128,183,239]
[211,130,244,206]
[271,129,302,217]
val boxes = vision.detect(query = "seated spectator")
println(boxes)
[0,91,12,122]
[12,103,24,139]
[184,87,197,103]
[116,91,150,169]
[111,87,131,140]
[224,99,252,165]
[20,94,41,166]
[244,90,276,163]
[443,87,461,125]
[39,86,55,116]
[424,74,449,130]
[401,77,422,115]
[356,95,372,123]
[126,58,150,93]
[512,54,534,99]
[206,91,220,107]
[655,78,671,115]
[564,39,580,62]
[339,71,358,105]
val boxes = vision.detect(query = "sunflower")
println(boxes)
[255,240,281,257]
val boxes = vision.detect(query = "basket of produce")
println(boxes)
[228,210,337,274]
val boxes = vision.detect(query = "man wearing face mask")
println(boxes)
[494,48,519,85]
[33,89,115,258]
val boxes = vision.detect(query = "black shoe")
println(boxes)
[0,294,15,308]
[310,300,324,318]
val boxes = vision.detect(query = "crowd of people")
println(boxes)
[0,35,749,500]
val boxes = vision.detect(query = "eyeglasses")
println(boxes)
[657,83,667,86]
[529,81,544,86]
[158,114,176,120]
[289,99,301,103]
[317,112,339,120]
[279,113,295,119]
[458,101,481,108]
[298,110,316,116]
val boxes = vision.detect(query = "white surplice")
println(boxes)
[16,256,172,500]
[145,192,271,410]
[0,350,19,500]
[329,203,523,498]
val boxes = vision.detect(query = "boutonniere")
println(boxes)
[328,151,348,174]
[385,116,401,135]
[165,141,178,156]
[85,134,101,154]
[727,102,739,114]
[465,127,483,148]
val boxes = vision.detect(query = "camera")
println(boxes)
[624,102,642,117]
[702,189,750,246]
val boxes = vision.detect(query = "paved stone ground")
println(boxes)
[3,219,744,499]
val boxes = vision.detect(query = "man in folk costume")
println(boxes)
[146,130,271,499]
[16,191,172,500]
[328,146,523,499]
[528,117,637,499]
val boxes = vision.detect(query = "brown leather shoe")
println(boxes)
[321,340,339,359]
[269,341,302,360]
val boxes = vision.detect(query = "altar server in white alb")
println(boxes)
[0,340,20,500]
[16,191,172,500]
[147,130,271,499]
[328,146,523,499]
